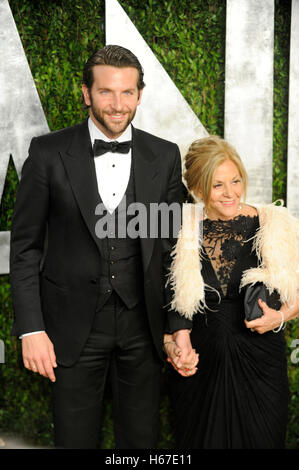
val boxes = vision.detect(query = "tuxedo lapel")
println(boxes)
[60,120,102,251]
[132,127,161,273]
[60,122,162,267]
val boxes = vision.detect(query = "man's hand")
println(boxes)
[164,330,199,377]
[22,332,57,382]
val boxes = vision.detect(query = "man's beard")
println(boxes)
[90,99,136,139]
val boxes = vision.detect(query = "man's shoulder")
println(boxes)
[32,120,88,149]
[133,127,178,150]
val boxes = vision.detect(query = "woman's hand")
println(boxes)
[163,331,199,377]
[244,298,284,334]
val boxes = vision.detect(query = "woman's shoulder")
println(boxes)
[251,201,299,232]
[254,201,297,219]
[240,203,259,218]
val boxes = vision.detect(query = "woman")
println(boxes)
[164,135,299,449]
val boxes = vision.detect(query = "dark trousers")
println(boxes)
[52,292,162,449]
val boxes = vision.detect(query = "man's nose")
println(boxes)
[111,94,123,111]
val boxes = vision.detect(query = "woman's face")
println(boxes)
[206,159,243,220]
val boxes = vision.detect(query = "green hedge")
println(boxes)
[0,0,298,449]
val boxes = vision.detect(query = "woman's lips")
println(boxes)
[220,201,235,206]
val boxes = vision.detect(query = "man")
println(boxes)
[10,45,191,449]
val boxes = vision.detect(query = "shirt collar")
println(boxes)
[88,116,132,144]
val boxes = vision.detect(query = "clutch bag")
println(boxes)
[243,282,268,321]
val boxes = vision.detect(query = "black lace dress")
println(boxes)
[169,215,289,449]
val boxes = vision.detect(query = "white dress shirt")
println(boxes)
[89,117,132,214]
[21,118,132,338]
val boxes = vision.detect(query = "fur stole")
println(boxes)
[167,202,299,320]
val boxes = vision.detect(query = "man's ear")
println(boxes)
[82,84,91,107]
[137,88,143,106]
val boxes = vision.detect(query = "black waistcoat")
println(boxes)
[95,159,144,311]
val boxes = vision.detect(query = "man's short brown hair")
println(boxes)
[82,44,145,92]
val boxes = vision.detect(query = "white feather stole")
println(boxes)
[240,203,299,308]
[168,202,299,319]
[167,203,206,319]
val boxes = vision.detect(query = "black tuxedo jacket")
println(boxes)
[10,119,184,366]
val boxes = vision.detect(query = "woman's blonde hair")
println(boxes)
[183,135,248,205]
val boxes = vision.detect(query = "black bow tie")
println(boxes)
[93,139,131,157]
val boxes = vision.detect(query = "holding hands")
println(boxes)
[164,330,199,377]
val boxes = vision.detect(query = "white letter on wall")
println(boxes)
[225,0,274,204]
[287,0,299,217]
[0,0,49,274]
[105,0,208,161]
